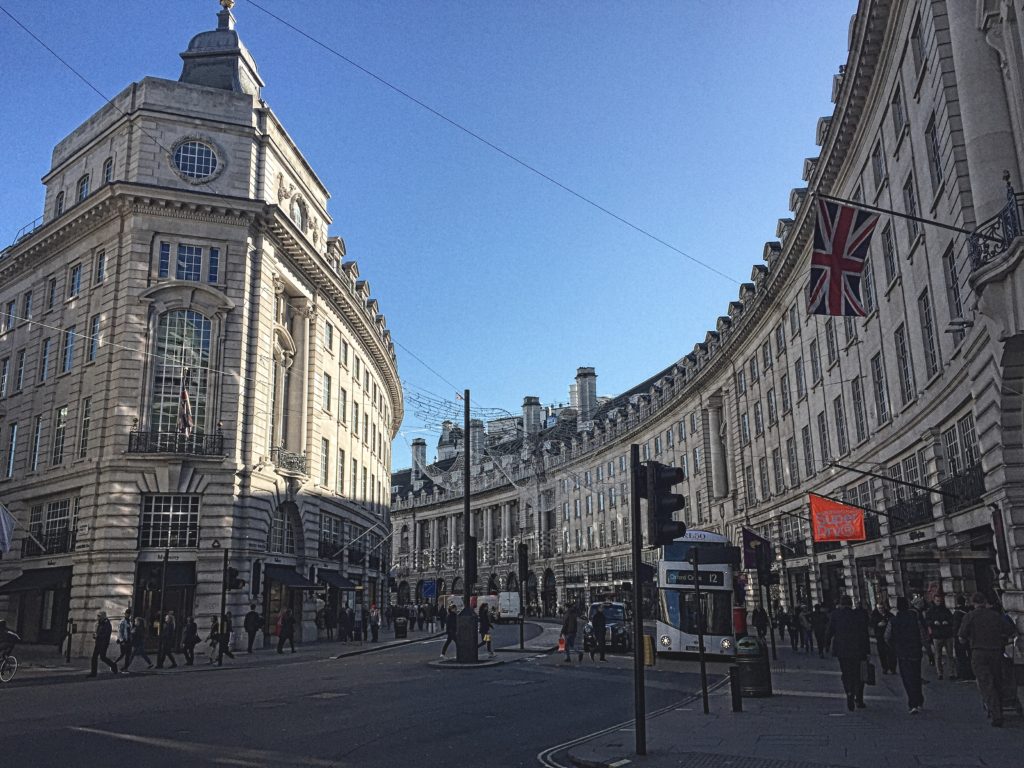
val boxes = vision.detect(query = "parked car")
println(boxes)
[583,601,632,653]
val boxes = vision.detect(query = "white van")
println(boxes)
[496,592,522,623]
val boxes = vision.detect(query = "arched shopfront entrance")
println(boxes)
[397,580,410,605]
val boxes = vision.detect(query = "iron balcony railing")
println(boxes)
[940,464,985,515]
[864,513,882,541]
[369,554,381,571]
[781,538,808,557]
[22,528,75,557]
[968,179,1024,271]
[318,539,343,561]
[271,446,307,475]
[813,539,842,553]
[128,430,224,455]
[887,493,934,532]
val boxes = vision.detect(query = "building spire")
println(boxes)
[218,0,236,31]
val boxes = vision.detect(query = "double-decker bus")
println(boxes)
[656,529,740,657]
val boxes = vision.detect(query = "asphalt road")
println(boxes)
[3,623,721,767]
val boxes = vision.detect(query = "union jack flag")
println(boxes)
[177,368,194,438]
[807,199,879,316]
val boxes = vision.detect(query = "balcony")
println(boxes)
[128,430,224,455]
[318,539,343,561]
[369,554,381,571]
[813,539,842,554]
[940,464,985,515]
[887,493,933,533]
[348,547,365,566]
[22,528,75,557]
[781,538,808,557]
[271,446,307,475]
[968,180,1024,271]
[864,513,882,541]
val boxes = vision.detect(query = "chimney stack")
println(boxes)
[470,419,485,462]
[575,367,597,429]
[411,438,427,482]
[522,396,542,436]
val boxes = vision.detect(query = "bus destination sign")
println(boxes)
[664,569,725,587]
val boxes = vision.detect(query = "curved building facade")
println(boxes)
[0,6,402,653]
[391,0,1024,628]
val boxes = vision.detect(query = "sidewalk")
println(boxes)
[567,644,1022,768]
[495,621,562,653]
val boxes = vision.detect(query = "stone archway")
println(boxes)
[415,579,424,603]
[397,580,410,605]
[506,572,519,592]
[526,571,539,615]
[451,576,462,595]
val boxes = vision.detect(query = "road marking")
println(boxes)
[609,760,632,767]
[772,689,895,700]
[69,727,342,767]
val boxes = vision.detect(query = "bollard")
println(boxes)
[729,665,743,712]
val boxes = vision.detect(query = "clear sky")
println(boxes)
[0,0,858,470]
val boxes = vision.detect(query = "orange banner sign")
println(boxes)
[809,493,866,542]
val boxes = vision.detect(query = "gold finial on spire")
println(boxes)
[220,0,235,10]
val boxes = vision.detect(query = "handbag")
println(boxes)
[558,636,566,652]
[862,659,876,686]
[483,633,492,643]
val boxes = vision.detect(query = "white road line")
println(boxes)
[772,689,896,700]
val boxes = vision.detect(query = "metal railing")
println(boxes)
[864,513,882,541]
[22,528,75,557]
[781,538,808,557]
[887,493,933,532]
[940,464,985,515]
[128,430,224,455]
[968,180,1024,271]
[318,539,343,561]
[271,446,307,475]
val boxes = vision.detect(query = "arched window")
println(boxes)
[102,157,114,184]
[290,197,307,230]
[54,191,65,217]
[77,175,90,202]
[150,310,212,435]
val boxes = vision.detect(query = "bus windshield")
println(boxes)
[659,589,732,637]
[661,541,738,565]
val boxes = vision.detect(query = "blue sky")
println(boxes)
[0,1,857,469]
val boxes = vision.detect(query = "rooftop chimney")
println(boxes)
[575,367,597,429]
[470,419,485,462]
[411,438,427,482]
[522,396,542,436]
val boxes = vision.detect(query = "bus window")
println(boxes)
[662,542,740,565]
[659,589,732,637]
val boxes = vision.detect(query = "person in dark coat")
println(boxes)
[87,611,120,677]
[925,594,956,680]
[751,607,769,641]
[886,596,928,714]
[277,608,297,654]
[440,604,458,658]
[125,616,153,670]
[790,607,803,650]
[871,604,896,674]
[958,592,1016,727]
[952,596,974,681]
[824,595,870,711]
[244,603,263,653]
[417,603,426,631]
[477,604,494,658]
[181,616,200,666]
[561,605,580,664]
[810,605,830,658]
[590,604,608,661]
[220,611,236,660]
[324,606,336,641]
[156,612,178,669]
[776,608,790,642]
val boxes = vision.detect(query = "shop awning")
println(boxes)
[318,571,358,590]
[264,564,318,590]
[0,566,72,594]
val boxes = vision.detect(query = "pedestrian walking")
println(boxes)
[952,596,974,681]
[220,611,236,659]
[777,608,790,643]
[87,611,120,677]
[324,606,336,641]
[206,617,220,664]
[825,595,870,711]
[277,608,297,654]
[125,617,153,670]
[182,616,199,666]
[790,607,803,651]
[114,608,133,670]
[427,603,437,633]
[810,605,829,658]
[244,603,263,653]
[417,603,426,631]
[560,605,581,664]
[477,604,495,658]
[590,604,607,661]
[751,606,768,641]
[799,605,814,654]
[885,596,928,714]
[156,612,178,669]
[871,604,896,674]
[440,604,458,658]
[384,605,393,630]
[341,605,353,642]
[925,594,956,680]
[958,592,1016,727]
[370,604,381,642]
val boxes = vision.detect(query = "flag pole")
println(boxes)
[0,502,48,554]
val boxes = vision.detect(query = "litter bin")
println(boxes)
[394,616,408,639]
[734,636,772,697]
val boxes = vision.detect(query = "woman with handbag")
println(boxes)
[477,604,495,658]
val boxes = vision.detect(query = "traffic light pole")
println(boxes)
[629,443,646,756]
[217,547,229,667]
[691,547,710,714]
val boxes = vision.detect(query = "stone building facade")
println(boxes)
[391,0,1024,629]
[0,5,401,653]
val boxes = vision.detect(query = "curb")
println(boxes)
[331,632,445,660]
[428,657,504,669]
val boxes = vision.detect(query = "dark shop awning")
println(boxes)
[0,566,72,594]
[264,564,318,590]
[319,570,358,590]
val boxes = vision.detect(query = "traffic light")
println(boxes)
[640,460,687,547]
[227,567,246,590]
[517,542,529,585]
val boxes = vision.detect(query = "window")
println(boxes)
[48,277,57,308]
[586,496,593,515]
[749,357,759,383]
[159,242,170,278]
[794,358,806,399]
[351,459,358,500]
[324,322,334,352]
[762,340,772,371]
[341,340,349,367]
[882,223,897,283]
[825,319,837,364]
[958,413,979,468]
[844,316,857,345]
[0,358,7,397]
[2,301,13,333]
[77,175,89,202]
[21,291,32,322]
[891,86,906,135]
[363,414,369,442]
[102,156,113,183]
[353,403,360,435]
[61,326,75,373]
[871,353,890,424]
[93,251,106,284]
[39,337,51,382]
[322,372,332,412]
[79,397,92,458]
[140,495,200,548]
[320,438,330,486]
[943,246,963,319]
[15,350,25,391]
[55,191,65,217]
[665,428,674,449]
[780,373,791,413]
[30,414,42,471]
[925,115,943,189]
[150,311,211,434]
[51,405,68,465]
[690,412,699,434]
[642,442,650,461]
[758,457,770,500]
[894,324,916,405]
[176,244,202,281]
[744,465,756,506]
[290,198,307,230]
[773,447,785,492]
[173,141,218,180]
[67,263,82,298]
[740,413,750,445]
[87,315,100,362]
[574,499,581,518]
[903,175,920,241]
[207,247,219,284]
[736,369,746,395]
[802,424,815,477]
[767,389,778,424]
[789,303,799,336]
[775,323,786,356]
[354,357,362,383]
[817,411,831,462]
[679,454,688,480]
[786,436,800,486]
[834,396,849,456]
[863,261,877,313]
[871,140,885,187]
[361,467,368,500]
[754,402,764,435]
[693,446,702,474]
[918,289,939,378]
[851,377,868,443]
[339,388,347,422]
[4,423,16,478]
[910,16,925,73]
[810,339,822,383]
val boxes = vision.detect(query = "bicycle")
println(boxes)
[0,647,18,683]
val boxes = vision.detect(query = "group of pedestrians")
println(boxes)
[772,604,830,656]
[314,603,382,644]
[822,591,1018,727]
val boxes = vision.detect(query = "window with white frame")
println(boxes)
[802,424,815,477]
[773,447,785,492]
[834,396,849,456]
[744,464,756,506]
[51,405,68,465]
[851,377,868,443]
[77,175,90,202]
[61,326,75,373]
[882,223,897,284]
[150,310,211,434]
[870,353,890,425]
[67,263,82,298]
[918,289,939,378]
[786,436,800,486]
[79,397,91,458]
[140,494,200,548]
[894,324,916,405]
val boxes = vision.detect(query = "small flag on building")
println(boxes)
[177,368,194,438]
[809,493,866,542]
[807,198,879,317]
[741,527,772,572]
[0,503,16,554]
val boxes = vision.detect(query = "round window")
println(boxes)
[173,140,218,180]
